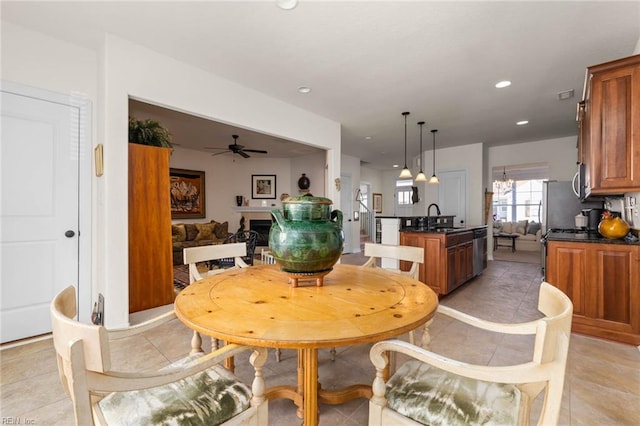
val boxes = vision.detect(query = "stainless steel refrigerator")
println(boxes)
[541,181,603,232]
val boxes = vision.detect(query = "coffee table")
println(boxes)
[494,232,519,252]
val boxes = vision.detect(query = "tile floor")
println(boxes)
[1,257,639,425]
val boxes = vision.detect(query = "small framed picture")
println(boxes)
[373,193,382,213]
[252,174,277,199]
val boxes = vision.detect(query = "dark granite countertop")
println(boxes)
[401,225,487,235]
[545,231,640,246]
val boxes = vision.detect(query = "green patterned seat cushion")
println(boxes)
[97,364,251,425]
[385,360,521,426]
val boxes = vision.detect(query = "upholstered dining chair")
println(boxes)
[51,286,268,426]
[368,282,573,426]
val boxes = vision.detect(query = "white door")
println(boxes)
[1,87,82,343]
[340,174,353,253]
[438,169,467,227]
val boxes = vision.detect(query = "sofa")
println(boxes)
[171,220,231,265]
[493,220,542,252]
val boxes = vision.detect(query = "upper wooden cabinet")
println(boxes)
[582,54,640,196]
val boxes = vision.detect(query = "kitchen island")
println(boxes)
[400,226,487,296]
[545,231,640,345]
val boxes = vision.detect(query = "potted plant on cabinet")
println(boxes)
[128,116,173,147]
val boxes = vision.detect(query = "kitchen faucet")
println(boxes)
[427,203,441,217]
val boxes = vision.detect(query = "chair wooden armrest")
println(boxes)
[436,305,539,335]
[73,343,265,393]
[107,310,177,340]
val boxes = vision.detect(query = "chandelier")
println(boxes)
[494,167,513,194]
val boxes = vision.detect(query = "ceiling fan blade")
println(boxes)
[211,151,230,157]
[238,151,251,158]
[242,149,268,154]
[204,147,228,150]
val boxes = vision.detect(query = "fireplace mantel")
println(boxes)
[232,206,276,213]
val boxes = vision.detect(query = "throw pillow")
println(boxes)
[214,221,229,239]
[493,221,504,231]
[184,224,199,241]
[502,222,513,233]
[195,223,215,241]
[171,224,186,242]
[515,220,528,235]
[527,222,541,235]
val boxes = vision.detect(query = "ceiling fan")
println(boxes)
[206,134,268,158]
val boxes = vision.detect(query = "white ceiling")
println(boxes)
[3,1,639,169]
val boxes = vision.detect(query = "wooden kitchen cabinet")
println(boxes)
[582,54,640,196]
[546,240,640,345]
[401,230,474,295]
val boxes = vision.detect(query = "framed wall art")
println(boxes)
[170,168,206,219]
[252,174,276,199]
[373,193,382,213]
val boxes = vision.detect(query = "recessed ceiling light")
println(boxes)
[365,136,372,140]
[298,86,311,94]
[495,80,511,88]
[516,120,529,126]
[393,164,399,168]
[276,0,298,10]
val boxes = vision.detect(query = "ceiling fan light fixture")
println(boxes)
[415,121,427,182]
[429,129,439,185]
[399,111,412,179]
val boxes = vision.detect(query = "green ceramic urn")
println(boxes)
[269,195,344,274]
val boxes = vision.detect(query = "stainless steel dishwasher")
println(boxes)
[473,228,487,276]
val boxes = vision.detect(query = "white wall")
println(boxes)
[1,22,100,318]
[290,152,327,198]
[2,23,341,327]
[101,35,341,326]
[169,148,325,229]
[341,154,362,252]
[488,136,577,181]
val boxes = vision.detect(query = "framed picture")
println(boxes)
[252,174,277,199]
[170,168,206,219]
[373,193,382,213]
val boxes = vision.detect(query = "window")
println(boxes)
[492,179,544,223]
[395,179,413,206]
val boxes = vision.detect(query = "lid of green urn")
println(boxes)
[283,194,333,205]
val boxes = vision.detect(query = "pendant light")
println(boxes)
[414,121,427,182]
[428,129,440,184]
[399,112,413,178]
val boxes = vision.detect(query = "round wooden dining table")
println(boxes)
[174,263,438,426]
